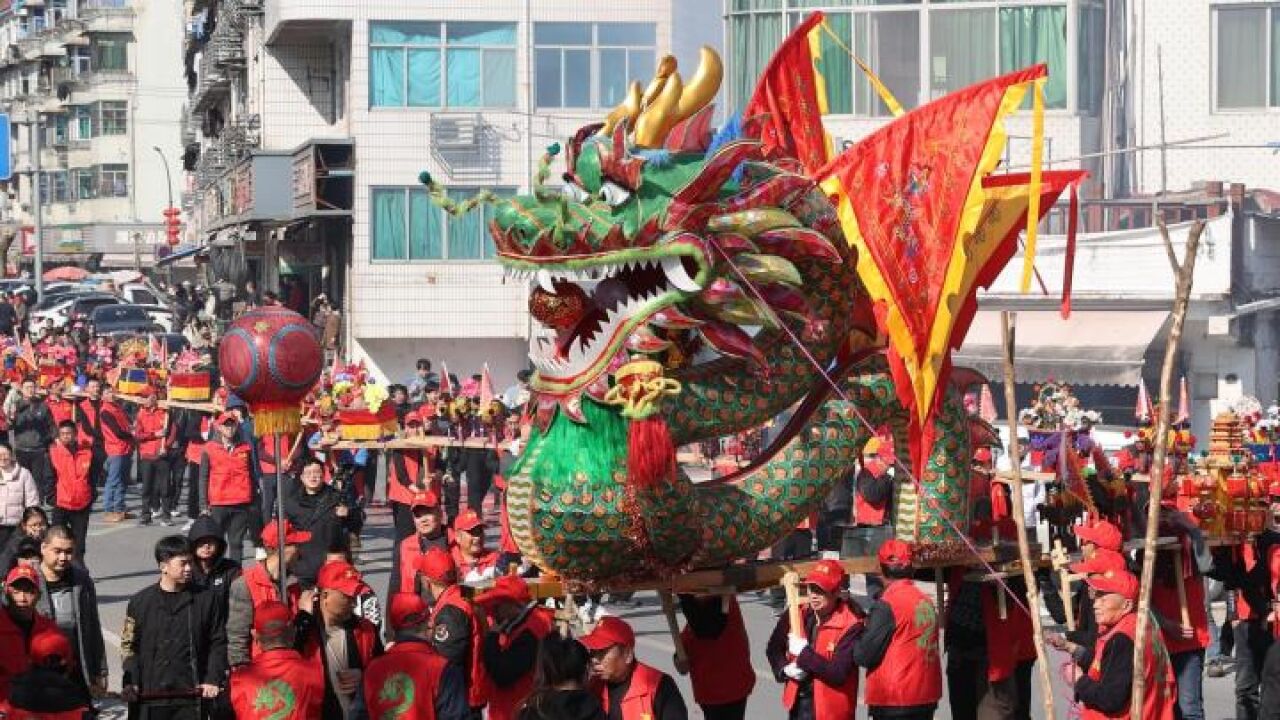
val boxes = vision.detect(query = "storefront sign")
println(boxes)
[291,148,314,213]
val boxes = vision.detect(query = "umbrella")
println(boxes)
[43,266,88,282]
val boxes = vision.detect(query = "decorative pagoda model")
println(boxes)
[1188,410,1265,535]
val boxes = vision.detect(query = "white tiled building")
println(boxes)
[0,0,185,268]
[184,0,715,389]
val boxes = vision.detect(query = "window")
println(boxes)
[73,168,96,200]
[72,105,94,140]
[91,34,129,72]
[98,101,127,135]
[98,164,128,197]
[732,0,1074,114]
[369,21,516,108]
[1215,4,1280,109]
[70,48,91,75]
[50,172,68,203]
[532,22,655,109]
[371,186,515,261]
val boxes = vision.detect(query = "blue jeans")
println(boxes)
[1172,649,1205,720]
[102,454,131,513]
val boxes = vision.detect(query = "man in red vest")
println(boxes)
[296,560,383,718]
[200,411,256,560]
[675,593,754,720]
[851,439,894,598]
[365,593,468,720]
[419,547,489,715]
[227,518,310,667]
[387,410,432,543]
[134,387,172,526]
[582,615,687,720]
[229,600,324,719]
[452,509,499,582]
[765,559,861,720]
[81,383,133,522]
[857,540,943,720]
[392,489,449,596]
[45,420,93,556]
[1071,569,1177,719]
[475,575,555,720]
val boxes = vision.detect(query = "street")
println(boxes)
[80,482,1240,719]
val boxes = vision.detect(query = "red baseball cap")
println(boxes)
[1070,548,1129,575]
[1085,569,1139,601]
[5,564,39,590]
[417,547,457,584]
[316,560,370,597]
[388,593,431,630]
[475,575,532,609]
[803,559,847,594]
[29,630,73,666]
[410,490,440,511]
[579,616,635,651]
[1074,521,1124,553]
[404,411,422,427]
[252,600,293,634]
[261,519,311,549]
[215,411,239,425]
[454,509,485,533]
[878,539,914,568]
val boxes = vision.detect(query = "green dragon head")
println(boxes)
[478,48,845,422]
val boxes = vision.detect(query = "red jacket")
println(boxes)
[241,563,301,660]
[364,640,450,720]
[1081,613,1177,720]
[0,611,60,700]
[598,662,664,720]
[864,580,943,708]
[486,606,555,720]
[387,449,427,506]
[185,417,209,464]
[46,399,73,427]
[681,596,755,707]
[431,584,489,709]
[256,434,293,475]
[229,648,324,720]
[77,399,133,457]
[782,601,859,720]
[855,460,890,526]
[48,441,93,512]
[205,440,254,506]
[1152,555,1210,655]
[134,407,168,460]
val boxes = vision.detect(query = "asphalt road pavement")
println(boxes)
[80,485,1240,719]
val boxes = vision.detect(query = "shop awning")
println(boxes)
[952,309,1169,386]
[156,245,208,267]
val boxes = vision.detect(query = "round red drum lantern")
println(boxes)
[218,306,322,436]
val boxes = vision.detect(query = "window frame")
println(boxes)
[533,22,658,110]
[369,185,516,263]
[727,0,1082,116]
[368,21,518,110]
[72,168,97,200]
[97,163,129,198]
[97,100,128,135]
[90,34,129,73]
[1210,2,1280,112]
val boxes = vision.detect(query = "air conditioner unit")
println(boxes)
[431,114,482,150]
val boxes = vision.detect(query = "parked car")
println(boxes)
[88,305,162,338]
[68,295,125,325]
[135,304,175,333]
[30,292,119,330]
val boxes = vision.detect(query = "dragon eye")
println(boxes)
[597,181,632,208]
[562,183,590,203]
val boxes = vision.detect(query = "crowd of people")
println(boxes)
[0,311,1276,720]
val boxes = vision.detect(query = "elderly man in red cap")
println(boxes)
[452,508,499,582]
[229,600,324,719]
[857,539,942,720]
[1071,569,1177,719]
[581,615,688,720]
[476,575,555,720]
[227,518,310,667]
[366,593,469,720]
[1047,546,1130,662]
[765,558,862,720]
[417,547,489,715]
[297,560,383,719]
[392,489,449,596]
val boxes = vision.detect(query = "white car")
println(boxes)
[134,304,175,333]
[29,293,117,330]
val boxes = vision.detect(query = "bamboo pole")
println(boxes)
[1132,219,1204,719]
[782,571,804,641]
[1001,310,1057,720]
[658,590,690,670]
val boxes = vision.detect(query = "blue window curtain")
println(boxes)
[371,189,407,260]
[483,49,517,106]
[814,12,853,113]
[407,48,440,106]
[370,47,404,107]
[446,48,482,107]
[535,48,563,107]
[999,5,1067,109]
[409,191,443,259]
[447,189,484,259]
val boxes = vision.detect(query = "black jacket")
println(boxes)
[187,515,242,610]
[285,481,358,586]
[120,583,228,694]
[516,689,606,720]
[35,563,107,690]
[10,397,53,452]
[7,666,92,716]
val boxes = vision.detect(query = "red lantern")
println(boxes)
[218,306,322,436]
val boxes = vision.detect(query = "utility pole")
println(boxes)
[29,115,43,302]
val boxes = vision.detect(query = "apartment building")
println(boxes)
[0,0,185,269]
[182,0,715,387]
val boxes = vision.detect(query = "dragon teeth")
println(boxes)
[661,255,701,292]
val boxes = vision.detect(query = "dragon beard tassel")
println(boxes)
[604,359,683,489]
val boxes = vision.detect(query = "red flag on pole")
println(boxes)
[439,362,453,397]
[1176,376,1190,424]
[743,11,832,175]
[479,363,495,407]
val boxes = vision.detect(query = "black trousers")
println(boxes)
[460,448,493,514]
[137,457,173,520]
[211,504,254,561]
[1237,619,1274,720]
[16,448,49,504]
[183,461,201,519]
[702,699,748,720]
[51,507,90,559]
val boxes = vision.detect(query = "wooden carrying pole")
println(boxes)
[658,590,690,669]
[782,571,804,641]
[1001,311,1058,720]
[1132,219,1203,719]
